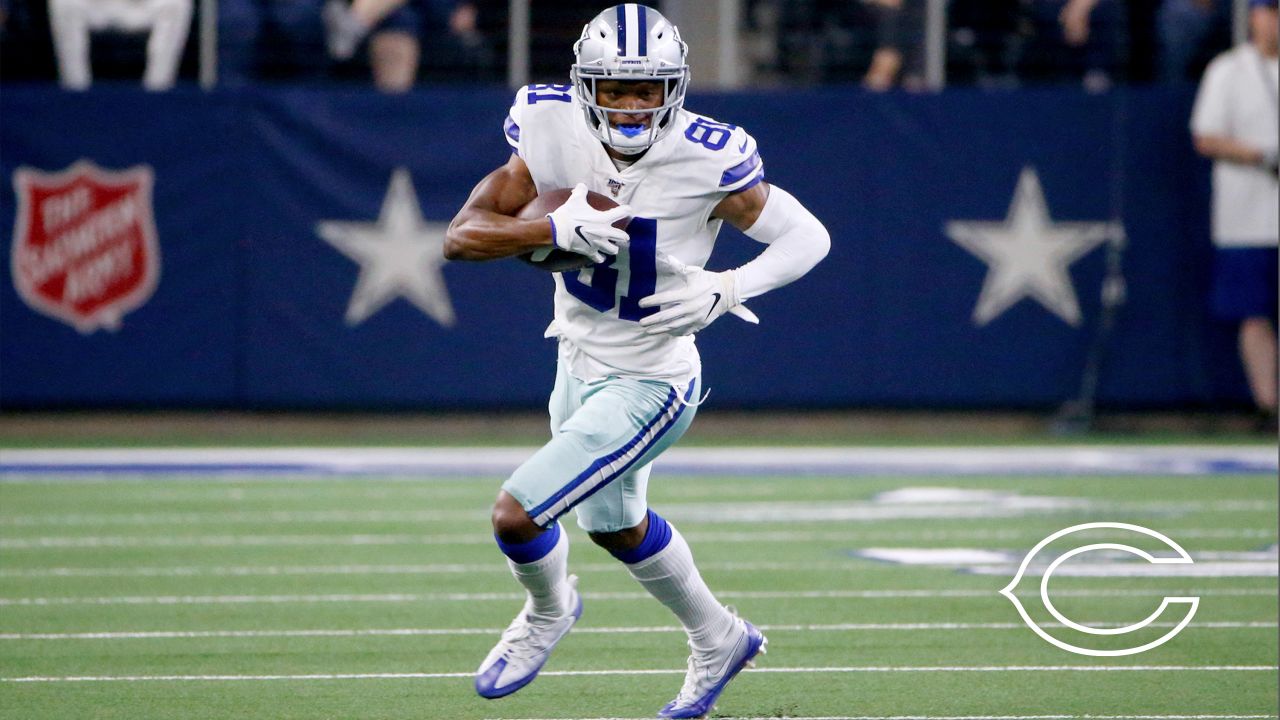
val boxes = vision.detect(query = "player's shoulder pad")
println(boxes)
[715,122,765,194]
[678,111,765,193]
[505,83,576,156]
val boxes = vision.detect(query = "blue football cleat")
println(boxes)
[474,575,582,699]
[657,613,767,719]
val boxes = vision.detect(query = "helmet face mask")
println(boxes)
[571,4,689,155]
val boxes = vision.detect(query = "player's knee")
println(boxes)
[592,510,676,564]
[491,492,540,544]
[588,522,646,554]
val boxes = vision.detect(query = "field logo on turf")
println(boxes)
[11,160,160,333]
[1000,522,1199,657]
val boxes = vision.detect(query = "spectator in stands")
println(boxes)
[1021,0,1127,90]
[1157,0,1231,83]
[1190,0,1279,429]
[47,0,192,90]
[219,0,331,86]
[861,0,926,91]
[0,0,58,84]
[947,0,1021,88]
[323,0,478,93]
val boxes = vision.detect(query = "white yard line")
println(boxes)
[1,445,1275,479]
[2,526,1274,550]
[2,666,1274,683]
[0,500,1273,526]
[2,550,1275,579]
[0,534,494,549]
[492,716,1278,720]
[0,510,481,526]
[0,561,879,578]
[2,621,1274,641]
[0,588,1274,606]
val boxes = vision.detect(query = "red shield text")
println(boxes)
[11,160,160,333]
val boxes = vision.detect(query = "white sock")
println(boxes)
[506,525,571,619]
[625,523,734,653]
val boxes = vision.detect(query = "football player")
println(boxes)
[444,5,829,717]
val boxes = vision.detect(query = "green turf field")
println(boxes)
[0,446,1276,720]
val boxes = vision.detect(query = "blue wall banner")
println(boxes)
[0,85,1243,409]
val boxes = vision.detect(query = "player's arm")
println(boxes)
[712,181,830,301]
[638,182,829,336]
[1193,135,1279,176]
[445,156,631,263]
[443,154,549,262]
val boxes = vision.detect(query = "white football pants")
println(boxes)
[49,0,194,90]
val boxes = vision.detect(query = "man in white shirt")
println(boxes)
[1190,0,1279,427]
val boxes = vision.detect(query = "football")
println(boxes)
[515,188,628,272]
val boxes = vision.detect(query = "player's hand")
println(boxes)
[547,184,631,264]
[638,256,758,336]
[323,0,369,60]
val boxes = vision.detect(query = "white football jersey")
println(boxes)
[504,83,765,383]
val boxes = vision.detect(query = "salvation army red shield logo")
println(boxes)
[11,160,161,333]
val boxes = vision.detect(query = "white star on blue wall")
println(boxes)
[946,167,1124,327]
[316,168,455,328]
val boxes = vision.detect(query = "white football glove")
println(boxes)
[638,255,759,336]
[323,0,369,60]
[546,184,631,264]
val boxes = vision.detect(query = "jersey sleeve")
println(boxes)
[1190,53,1233,138]
[717,125,766,194]
[503,87,528,156]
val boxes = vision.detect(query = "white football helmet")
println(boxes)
[571,4,690,155]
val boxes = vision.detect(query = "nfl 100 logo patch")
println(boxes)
[10,159,161,333]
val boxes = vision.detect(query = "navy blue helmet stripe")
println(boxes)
[616,5,627,55]
[636,4,647,55]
